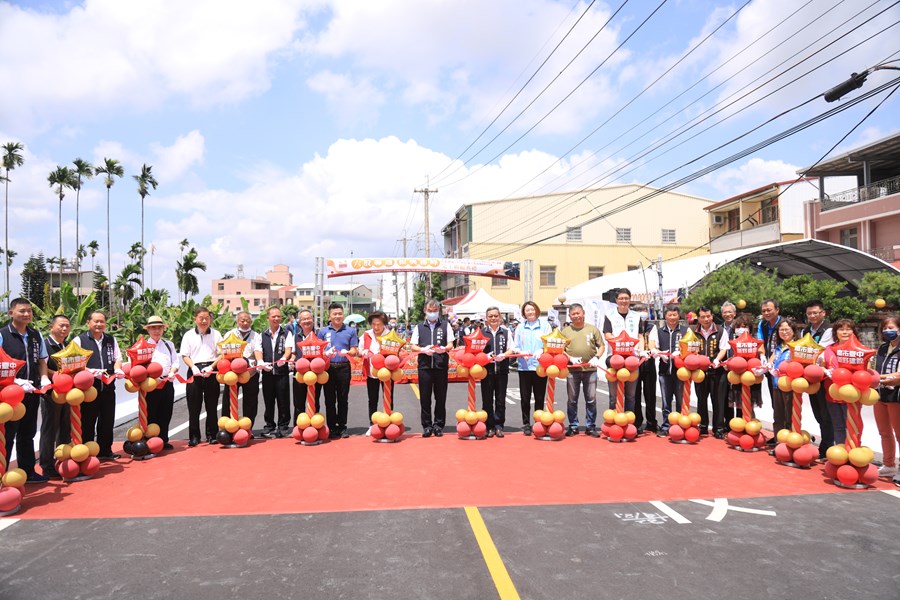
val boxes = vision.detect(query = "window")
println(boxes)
[761,198,778,224]
[492,277,508,287]
[217,283,225,291]
[661,229,676,244]
[727,208,740,232]
[616,228,631,244]
[627,265,640,271]
[588,266,604,280]
[566,226,582,242]
[840,227,858,249]
[253,298,260,306]
[539,266,556,287]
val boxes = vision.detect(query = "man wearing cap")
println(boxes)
[144,316,179,450]
[179,306,222,446]
[318,303,358,438]
[221,311,262,430]
[75,310,123,460]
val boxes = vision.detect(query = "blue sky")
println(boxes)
[1,0,898,302]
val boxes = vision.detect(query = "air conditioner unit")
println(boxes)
[712,215,725,225]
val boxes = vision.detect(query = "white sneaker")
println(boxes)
[877,465,898,477]
[365,428,371,437]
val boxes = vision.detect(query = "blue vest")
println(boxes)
[1,324,44,388]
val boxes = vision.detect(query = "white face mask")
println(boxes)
[426,311,439,322]
[735,327,749,336]
[238,326,252,333]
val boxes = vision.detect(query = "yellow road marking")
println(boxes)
[410,383,420,400]
[464,506,520,599]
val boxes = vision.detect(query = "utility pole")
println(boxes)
[414,185,437,297]
[398,236,412,330]
[655,255,664,322]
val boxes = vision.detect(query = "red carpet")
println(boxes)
[16,434,894,520]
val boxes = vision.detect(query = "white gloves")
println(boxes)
[262,362,274,372]
[115,368,125,379]
[434,346,446,354]
[13,378,34,393]
[532,351,543,360]
[191,365,200,376]
[422,346,435,356]
[339,349,349,356]
[40,375,51,388]
[588,357,603,368]
[201,365,214,374]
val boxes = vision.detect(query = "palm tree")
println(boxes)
[88,240,99,274]
[48,166,77,290]
[127,241,145,265]
[2,142,24,308]
[176,247,207,302]
[0,248,16,268]
[179,238,189,262]
[71,158,94,294]
[113,263,142,310]
[94,157,124,315]
[132,164,157,289]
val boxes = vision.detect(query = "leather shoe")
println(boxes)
[188,437,200,447]
[523,425,532,436]
[586,427,600,438]
[98,452,121,460]
[207,438,218,445]
[433,427,443,437]
[486,429,495,438]
[422,427,433,438]
[495,428,505,438]
[163,443,175,450]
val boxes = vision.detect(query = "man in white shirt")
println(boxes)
[602,288,643,411]
[179,307,222,446]
[144,315,179,450]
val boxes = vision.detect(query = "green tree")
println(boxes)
[72,157,94,293]
[20,253,48,306]
[778,274,869,322]
[176,247,207,302]
[683,262,780,317]
[93,266,108,308]
[94,157,124,315]
[857,271,900,311]
[133,164,158,289]
[88,240,100,274]
[409,273,444,323]
[48,166,77,288]
[3,141,24,307]
[0,247,16,268]
[113,263,142,310]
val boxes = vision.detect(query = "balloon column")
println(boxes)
[823,334,880,488]
[48,342,102,480]
[292,334,330,445]
[209,333,254,448]
[772,333,824,468]
[723,331,767,451]
[119,336,167,458]
[368,329,406,442]
[454,328,490,440]
[664,328,704,444]
[0,349,30,514]
[532,329,569,441]
[600,330,640,442]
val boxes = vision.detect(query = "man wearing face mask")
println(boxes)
[410,298,455,437]
[221,311,262,430]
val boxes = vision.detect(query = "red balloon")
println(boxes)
[230,358,249,374]
[695,356,711,371]
[217,358,232,373]
[122,363,132,377]
[836,464,860,486]
[472,421,488,438]
[398,423,405,436]
[310,358,327,374]
[684,354,701,371]
[295,358,311,374]
[385,424,402,440]
[52,373,74,393]
[747,358,762,370]
[728,357,748,374]
[384,355,401,371]
[232,429,250,446]
[609,424,625,441]
[291,426,303,440]
[552,354,569,370]
[532,421,547,437]
[80,456,101,476]
[851,369,873,391]
[146,436,164,454]
[754,433,766,448]
[547,422,565,439]
[0,385,24,406]
[370,424,385,440]
[792,444,816,467]
[456,421,472,437]
[624,356,641,371]
[823,461,838,479]
[624,424,638,439]
[58,459,81,479]
[868,369,882,389]
[600,423,611,437]
[803,364,825,384]
[610,355,626,370]
[0,487,22,512]
[318,426,330,441]
[129,364,148,383]
[371,354,385,370]
[859,463,879,485]
[302,426,319,443]
[146,362,164,379]
[684,426,700,443]
[673,356,684,369]
[726,431,742,447]
[739,434,755,450]
[783,361,804,379]
[668,424,684,441]
[538,353,554,368]
[831,368,852,387]
[73,370,95,391]
[774,443,793,462]
[460,353,476,368]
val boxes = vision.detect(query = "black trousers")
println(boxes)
[186,376,220,441]
[221,373,260,426]
[633,360,658,430]
[6,393,40,474]
[262,372,291,431]
[292,379,322,424]
[367,377,395,419]
[147,383,175,442]
[808,386,834,457]
[39,395,70,474]
[418,367,448,429]
[481,370,509,429]
[323,363,351,432]
[695,368,723,432]
[82,384,116,455]
[517,371,545,425]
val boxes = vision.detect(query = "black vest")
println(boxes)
[658,325,685,375]
[261,326,288,375]
[79,331,117,392]
[1,324,44,387]
[45,336,67,373]
[695,325,720,366]
[484,327,509,375]
[876,342,900,402]
[416,320,450,370]
[803,321,831,344]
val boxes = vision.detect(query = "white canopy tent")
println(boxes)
[443,288,519,318]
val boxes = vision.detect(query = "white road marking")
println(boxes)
[649,500,691,524]
[168,403,223,436]
[0,518,19,532]
[689,498,776,522]
[880,489,900,500]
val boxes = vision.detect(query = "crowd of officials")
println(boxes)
[3,290,899,485]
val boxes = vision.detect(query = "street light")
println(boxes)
[824,63,900,102]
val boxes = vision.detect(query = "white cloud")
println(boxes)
[699,157,801,197]
[306,71,385,129]
[150,130,205,182]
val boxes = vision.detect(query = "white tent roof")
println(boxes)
[444,288,519,318]
[564,238,899,308]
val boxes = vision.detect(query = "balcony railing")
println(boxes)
[823,174,900,211]
[869,246,897,263]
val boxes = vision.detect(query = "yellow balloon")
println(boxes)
[215,373,225,384]
[51,390,66,404]
[790,377,809,394]
[605,369,618,382]
[85,441,100,457]
[1,468,27,488]
[0,403,12,423]
[238,417,252,430]
[860,388,880,406]
[676,367,691,382]
[786,432,804,449]
[375,412,391,428]
[740,371,757,386]
[677,414,691,429]
[617,368,631,382]
[736,299,747,310]
[11,402,26,421]
[465,411,479,426]
[217,416,230,429]
[602,409,617,424]
[838,384,860,404]
[222,372,238,386]
[238,371,252,384]
[469,364,485,380]
[807,382,820,395]
[391,369,404,382]
[777,376,792,393]
[539,411,554,427]
[668,412,680,425]
[140,377,158,392]
[55,444,72,460]
[546,365,560,379]
[729,417,746,432]
[83,386,98,403]
[145,423,161,438]
[614,412,628,427]
[875,298,886,309]
[691,370,705,383]
[848,446,872,467]
[553,410,566,423]
[476,410,488,423]
[776,428,791,443]
[317,372,329,385]
[727,371,742,385]
[689,412,701,426]
[127,426,144,442]
[70,443,90,462]
[296,413,311,428]
[389,412,404,425]
[826,444,848,465]
[302,371,318,386]
[124,380,138,393]
[625,411,636,424]
[458,366,470,378]
[66,388,85,406]
[627,369,638,382]
[745,420,762,436]
[310,413,326,429]
[455,408,467,422]
[225,418,240,433]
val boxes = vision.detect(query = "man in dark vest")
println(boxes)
[40,314,72,478]
[656,305,686,437]
[757,298,783,446]
[694,307,722,437]
[410,298,455,437]
[633,314,659,434]
[221,311,261,428]
[482,306,512,437]
[260,306,294,438]
[75,310,123,460]
[802,299,834,459]
[2,298,50,482]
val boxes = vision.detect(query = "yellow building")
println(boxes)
[441,185,713,311]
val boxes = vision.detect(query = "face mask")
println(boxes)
[238,327,252,333]
[426,311,439,322]
[884,330,898,341]
[735,328,748,336]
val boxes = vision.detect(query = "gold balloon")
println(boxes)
[540,328,570,355]
[217,332,248,360]
[787,333,824,365]
[50,341,93,374]
[376,329,406,356]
